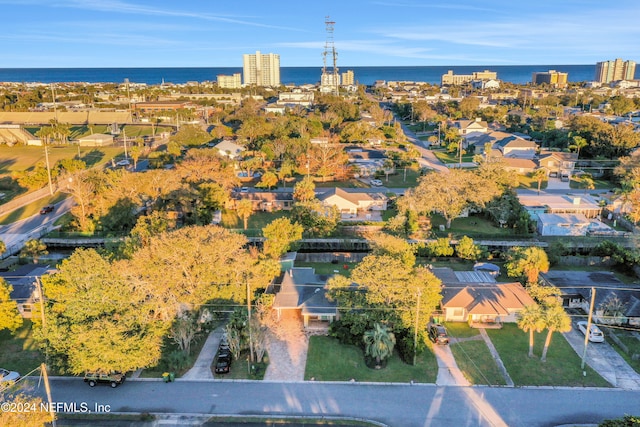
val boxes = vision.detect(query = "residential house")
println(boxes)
[468,131,537,158]
[540,270,640,326]
[213,139,245,159]
[317,188,388,218]
[502,157,537,173]
[454,118,489,138]
[536,213,591,236]
[518,193,603,220]
[538,151,577,177]
[272,267,338,330]
[230,190,294,212]
[0,264,50,319]
[433,267,535,327]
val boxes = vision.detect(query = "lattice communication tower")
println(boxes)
[322,16,339,95]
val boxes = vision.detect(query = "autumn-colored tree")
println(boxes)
[290,200,340,237]
[367,233,416,268]
[262,218,303,260]
[0,279,22,333]
[20,239,47,263]
[455,236,483,261]
[400,169,500,228]
[299,143,349,182]
[39,249,165,374]
[256,171,278,190]
[0,393,54,426]
[293,176,316,202]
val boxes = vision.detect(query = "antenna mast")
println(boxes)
[322,16,339,96]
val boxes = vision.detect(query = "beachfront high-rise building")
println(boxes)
[242,51,280,87]
[341,70,355,86]
[441,70,497,85]
[532,70,568,87]
[595,59,636,83]
[217,73,242,89]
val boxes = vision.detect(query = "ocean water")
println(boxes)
[0,65,600,86]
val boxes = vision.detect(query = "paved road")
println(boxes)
[30,379,639,427]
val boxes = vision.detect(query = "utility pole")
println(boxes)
[41,363,56,427]
[581,287,596,370]
[413,290,421,366]
[246,277,254,364]
[43,143,54,196]
[123,128,128,159]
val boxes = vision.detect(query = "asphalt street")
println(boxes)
[20,378,640,427]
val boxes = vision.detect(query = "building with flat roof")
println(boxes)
[243,51,280,87]
[595,58,636,83]
[441,70,497,85]
[341,70,355,86]
[217,73,242,89]
[532,70,568,87]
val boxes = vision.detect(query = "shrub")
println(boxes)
[426,238,454,257]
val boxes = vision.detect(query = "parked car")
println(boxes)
[214,355,231,374]
[370,179,383,187]
[39,205,54,215]
[428,324,450,345]
[83,371,126,388]
[0,368,20,387]
[115,159,131,167]
[240,186,249,193]
[576,321,605,343]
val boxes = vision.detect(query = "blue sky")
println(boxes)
[2,0,639,68]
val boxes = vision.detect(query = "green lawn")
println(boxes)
[450,340,506,385]
[140,330,211,379]
[602,327,640,374]
[304,335,437,383]
[518,174,548,191]
[221,210,289,237]
[486,324,611,387]
[569,177,614,191]
[0,145,123,175]
[293,261,353,278]
[430,214,520,238]
[376,166,421,188]
[444,322,480,339]
[432,149,475,164]
[0,320,44,376]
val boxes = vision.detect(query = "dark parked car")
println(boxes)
[83,371,126,388]
[428,324,449,345]
[214,355,231,374]
[40,205,54,215]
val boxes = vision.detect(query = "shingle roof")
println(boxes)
[272,268,337,316]
[442,283,535,315]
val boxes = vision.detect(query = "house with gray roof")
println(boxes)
[272,267,338,331]
[0,264,51,318]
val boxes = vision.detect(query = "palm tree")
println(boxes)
[363,323,396,368]
[569,136,588,159]
[517,305,545,358]
[235,199,254,230]
[532,168,548,195]
[580,173,595,194]
[540,304,572,362]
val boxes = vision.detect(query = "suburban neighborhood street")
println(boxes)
[29,378,640,426]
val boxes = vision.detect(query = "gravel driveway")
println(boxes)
[263,311,309,381]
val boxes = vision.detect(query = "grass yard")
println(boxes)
[140,330,211,379]
[376,167,421,188]
[221,210,289,237]
[0,145,124,175]
[569,177,614,191]
[304,335,437,383]
[518,174,547,191]
[602,327,640,374]
[431,149,475,164]
[450,340,506,386]
[0,320,43,376]
[486,324,611,387]
[430,214,519,238]
[315,179,369,189]
[444,322,480,339]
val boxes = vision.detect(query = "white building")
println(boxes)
[243,51,280,87]
[217,73,242,89]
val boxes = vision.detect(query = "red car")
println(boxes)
[39,205,54,215]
